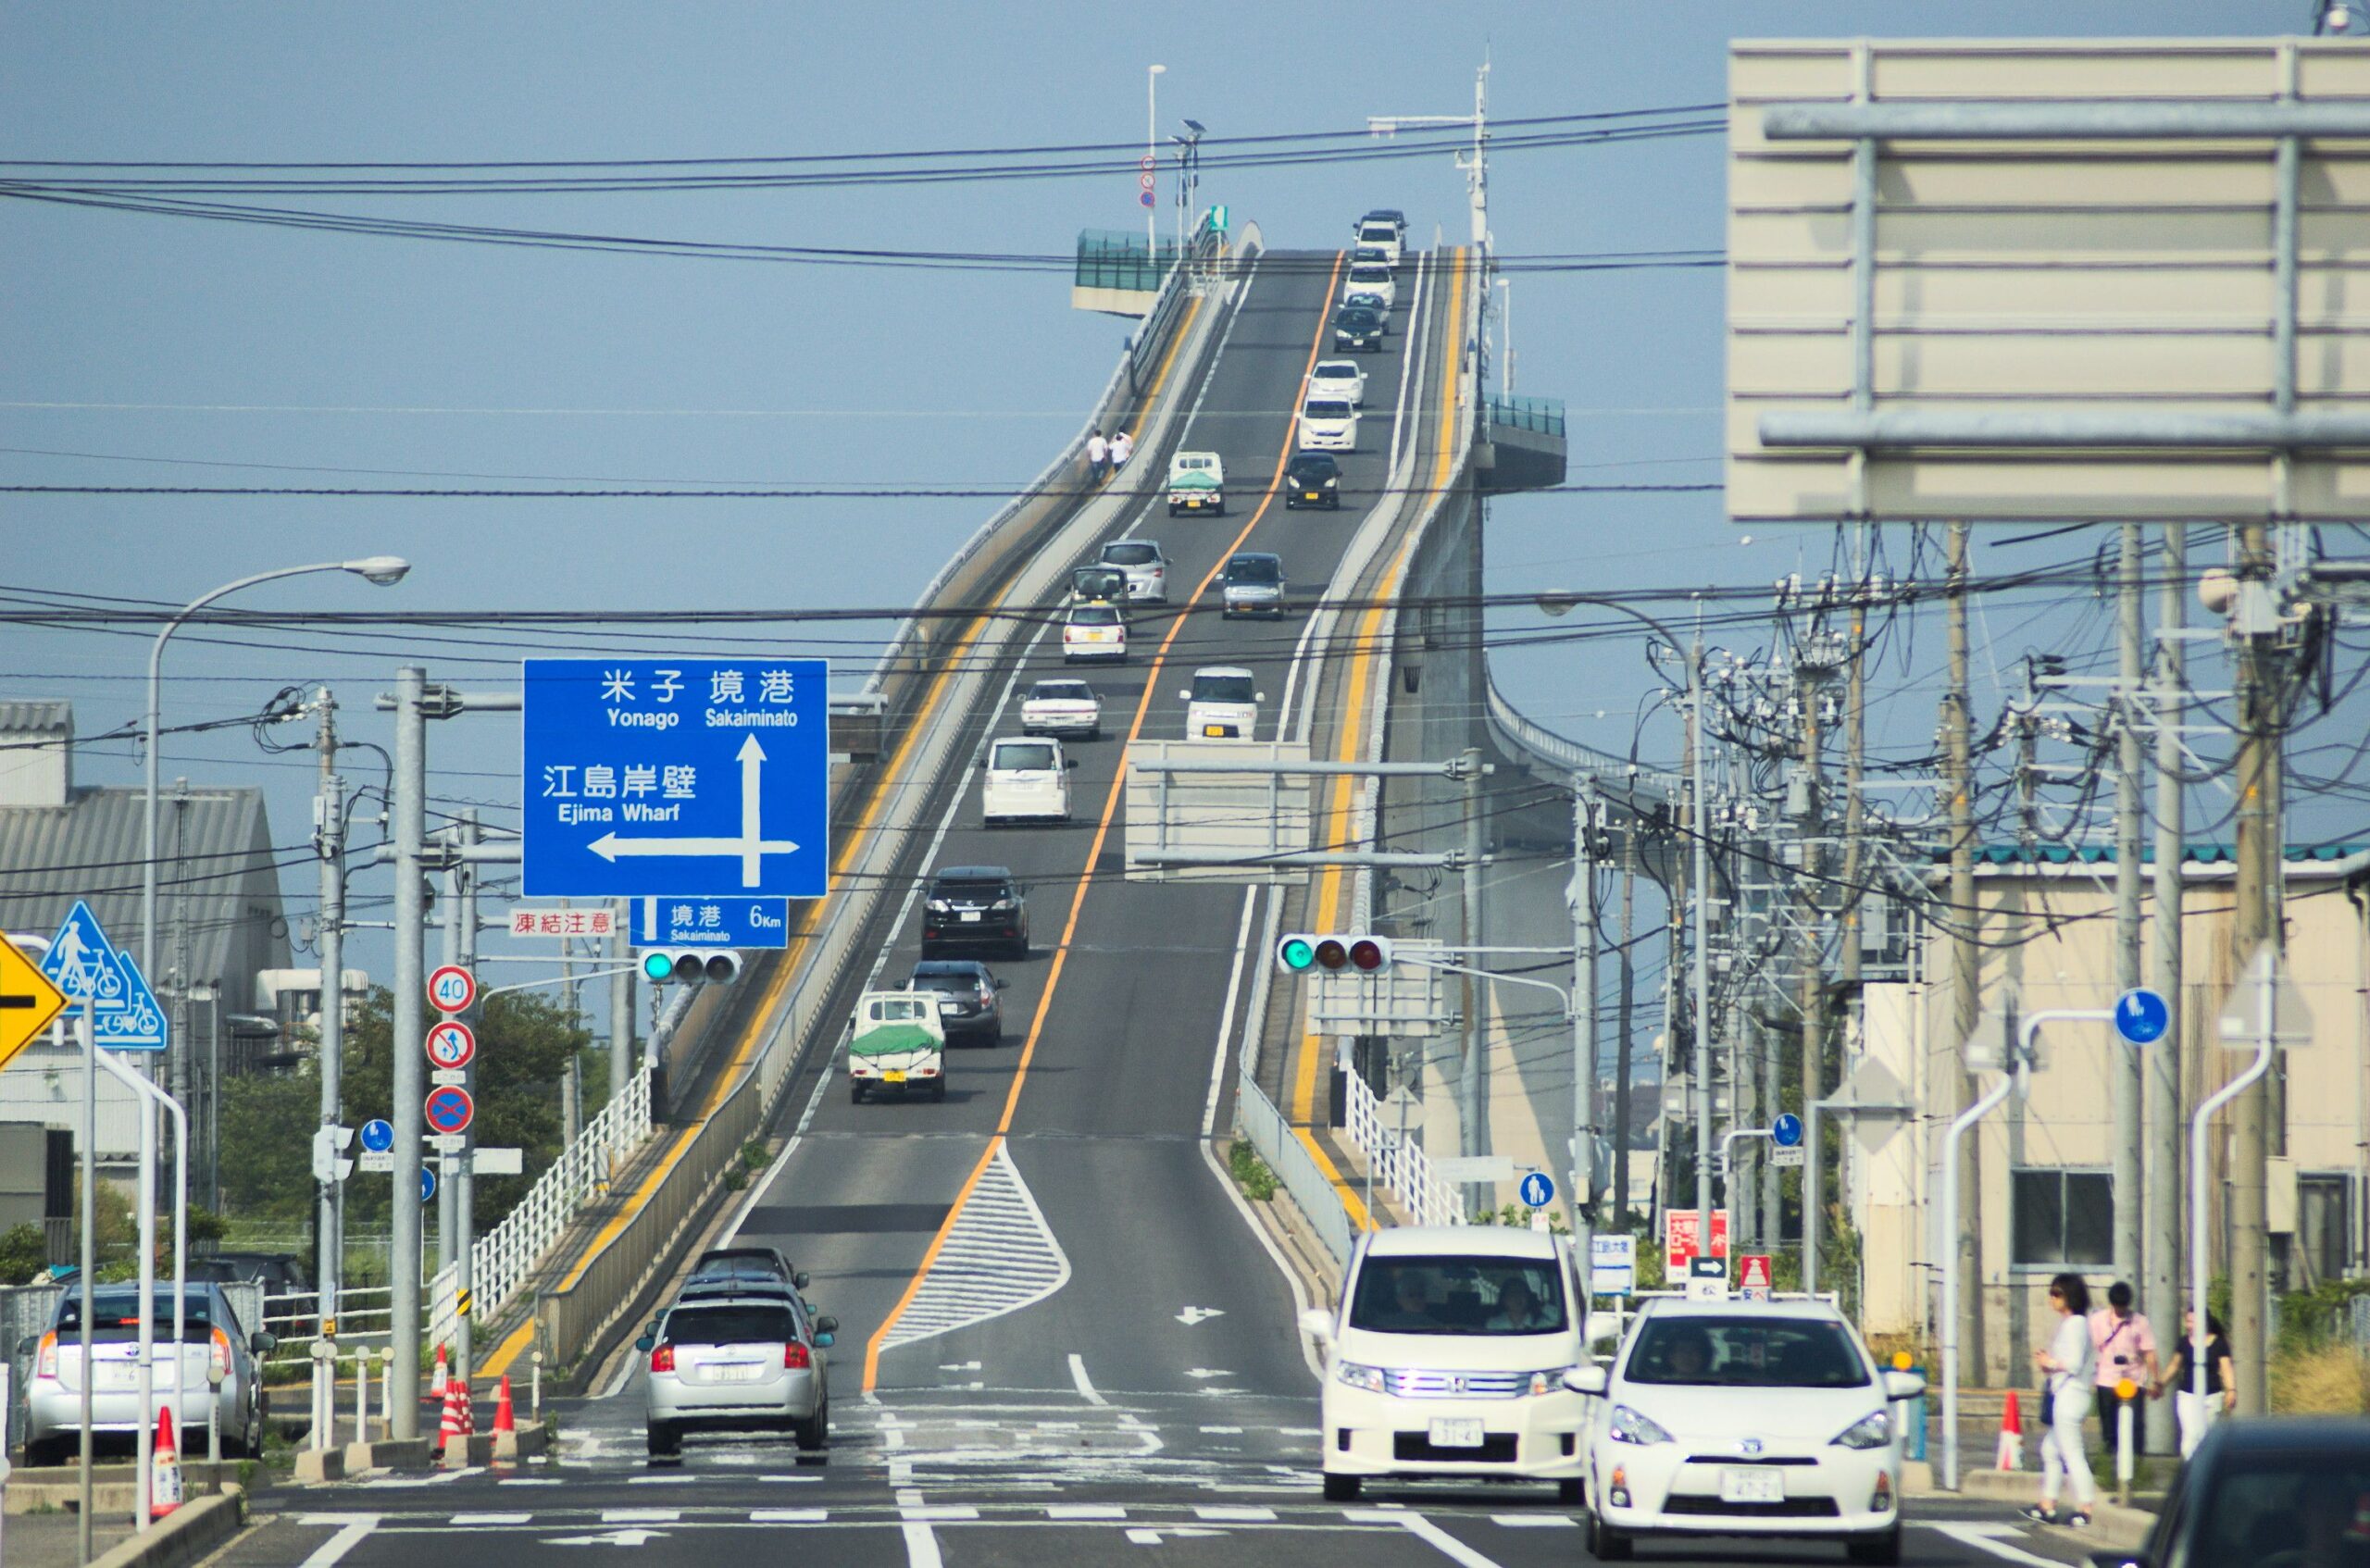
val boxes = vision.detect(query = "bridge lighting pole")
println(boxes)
[1146,64,1166,255]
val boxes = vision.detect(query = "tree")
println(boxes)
[0,1223,50,1283]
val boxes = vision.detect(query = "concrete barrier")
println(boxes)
[83,1486,243,1568]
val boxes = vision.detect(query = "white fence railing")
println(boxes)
[1340,1064,1465,1228]
[260,1284,392,1369]
[429,1066,654,1350]
[1235,1076,1354,1268]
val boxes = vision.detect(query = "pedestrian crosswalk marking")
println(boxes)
[881,1144,1070,1350]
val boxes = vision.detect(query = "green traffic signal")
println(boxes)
[642,951,675,982]
[1279,937,1316,971]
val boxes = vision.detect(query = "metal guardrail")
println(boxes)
[1485,395,1566,437]
[1481,666,1680,808]
[1236,1076,1354,1268]
[1075,228,1181,294]
[1340,1065,1463,1228]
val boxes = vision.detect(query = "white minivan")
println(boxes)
[1300,1226,1590,1503]
[1181,666,1263,740]
[1354,220,1404,265]
[979,737,1074,826]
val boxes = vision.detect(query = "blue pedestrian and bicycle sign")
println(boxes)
[359,1119,395,1154]
[1518,1171,1556,1208]
[420,1165,438,1203]
[40,901,167,1051]
[2114,987,2171,1046]
[521,659,831,900]
[1771,1112,1805,1148]
[635,895,792,951]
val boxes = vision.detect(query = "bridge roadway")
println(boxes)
[226,245,2080,1568]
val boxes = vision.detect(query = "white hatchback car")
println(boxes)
[1309,358,1369,406]
[1298,396,1359,452]
[1572,1298,1921,1563]
[1062,600,1128,663]
[1343,263,1396,312]
[1181,665,1263,740]
[979,736,1073,826]
[1300,1226,1590,1503]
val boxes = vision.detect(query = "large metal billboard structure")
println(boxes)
[1728,38,2370,524]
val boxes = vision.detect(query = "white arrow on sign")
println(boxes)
[1182,1367,1233,1380]
[546,1530,668,1548]
[1176,1307,1226,1326]
[587,736,798,889]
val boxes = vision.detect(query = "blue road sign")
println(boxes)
[634,895,792,951]
[360,1119,395,1154]
[1771,1112,1805,1149]
[1518,1171,1556,1208]
[40,901,167,1051]
[522,659,830,900]
[420,1165,438,1203]
[423,1085,474,1137]
[2114,988,2172,1046]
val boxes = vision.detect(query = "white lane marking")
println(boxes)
[1347,1510,1508,1568]
[1488,1514,1576,1528]
[297,1517,380,1568]
[903,1504,980,1522]
[902,1520,944,1568]
[1127,1526,1225,1544]
[1200,1425,1244,1434]
[451,1512,533,1524]
[1199,888,1258,1138]
[1386,251,1432,477]
[1929,1522,2070,1568]
[883,1142,1071,1349]
[600,1509,681,1524]
[757,1474,822,1482]
[751,1509,827,1523]
[1049,1504,1127,1519]
[1197,1505,1277,1522]
[1178,1305,1227,1325]
[1183,1367,1234,1380]
[626,1474,698,1485]
[1067,1352,1108,1407]
[498,1478,566,1486]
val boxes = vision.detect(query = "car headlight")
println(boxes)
[1334,1361,1387,1394]
[1607,1404,1674,1446]
[1831,1409,1891,1450]
[1527,1366,1583,1397]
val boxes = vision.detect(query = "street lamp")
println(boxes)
[143,558,411,989]
[1146,64,1167,255]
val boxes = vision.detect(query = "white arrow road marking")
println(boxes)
[1183,1367,1234,1380]
[600,1510,679,1524]
[1177,1306,1227,1326]
[547,1530,667,1548]
[586,738,796,888]
[903,1520,944,1568]
[295,1516,380,1568]
[1347,1511,1507,1567]
[1928,1523,2073,1568]
[939,1361,982,1372]
[1127,1527,1225,1544]
[1068,1353,1107,1407]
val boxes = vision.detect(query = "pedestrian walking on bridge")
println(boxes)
[1086,430,1110,485]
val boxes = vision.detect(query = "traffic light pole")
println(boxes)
[388,667,427,1439]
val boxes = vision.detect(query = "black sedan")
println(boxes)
[1284,452,1342,510]
[2089,1416,2370,1568]
[1333,305,1385,353]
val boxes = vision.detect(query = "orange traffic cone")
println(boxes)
[492,1375,518,1460]
[1997,1389,2025,1471]
[149,1405,183,1519]
[430,1343,449,1396]
[438,1378,470,1464]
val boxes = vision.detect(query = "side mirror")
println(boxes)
[816,1314,839,1336]
[1066,758,1079,769]
[634,1334,655,1353]
[646,1319,661,1339]
[251,1330,278,1354]
[1563,1365,1611,1396]
[814,1332,835,1349]
[14,1336,32,1358]
[1297,1308,1336,1344]
[994,978,1008,990]
[793,1271,810,1290]
[1179,690,1191,702]
[1881,1370,1927,1401]
[1255,693,1267,703]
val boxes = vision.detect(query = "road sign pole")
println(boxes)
[455,810,480,1387]
[1940,1065,2020,1492]
[132,1067,154,1534]
[388,666,427,1440]
[76,1013,94,1563]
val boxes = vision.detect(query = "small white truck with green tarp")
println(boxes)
[848,989,947,1102]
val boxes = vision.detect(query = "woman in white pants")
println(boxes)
[2024,1273,2099,1529]
[2157,1308,2236,1458]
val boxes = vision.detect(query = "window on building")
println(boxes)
[2299,1174,2353,1288]
[2012,1167,2114,1267]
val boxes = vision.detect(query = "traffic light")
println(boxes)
[639,949,742,986]
[1274,933,1392,975]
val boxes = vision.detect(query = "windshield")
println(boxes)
[938,879,1011,902]
[2190,1455,2370,1568]
[58,1300,219,1343]
[1625,1316,1871,1388]
[1226,558,1282,585]
[1070,604,1120,627]
[992,741,1057,771]
[1338,309,1378,327]
[1290,454,1340,478]
[1351,267,1391,285]
[908,969,981,995]
[665,1305,796,1346]
[1192,674,1256,703]
[1175,454,1215,471]
[1030,681,1091,702]
[1101,543,1158,566]
[1361,225,1398,243]
[1348,1256,1569,1337]
[1313,363,1358,381]
[1304,401,1353,420]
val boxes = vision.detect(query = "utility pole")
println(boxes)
[1460,748,1489,1196]
[388,666,427,1440]
[1944,521,1986,1387]
[2145,524,2187,1455]
[453,809,481,1385]
[1569,776,1598,1258]
[1796,651,1828,1274]
[1840,541,1869,1084]
[1689,637,1715,1215]
[2113,521,2146,1289]
[1613,833,1638,1226]
[2229,520,2283,1415]
[312,691,344,1372]
[610,906,633,1106]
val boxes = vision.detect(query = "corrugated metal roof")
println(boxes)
[0,784,281,987]
[0,701,70,735]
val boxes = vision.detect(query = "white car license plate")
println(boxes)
[1428,1418,1485,1449]
[937,999,960,1012]
[958,911,981,923]
[1721,1467,1785,1504]
[95,1362,139,1391]
[712,1362,764,1384]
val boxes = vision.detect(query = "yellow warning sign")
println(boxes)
[0,940,68,1072]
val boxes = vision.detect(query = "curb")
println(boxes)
[86,1485,243,1568]
[1923,1465,2156,1552]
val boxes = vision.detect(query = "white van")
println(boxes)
[980,737,1074,826]
[1354,220,1403,265]
[1180,666,1263,740]
[1299,1226,1590,1502]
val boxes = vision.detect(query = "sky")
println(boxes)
[0,0,2322,1010]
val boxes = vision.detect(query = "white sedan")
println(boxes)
[1574,1298,1921,1564]
[1020,678,1102,740]
[1309,358,1369,406]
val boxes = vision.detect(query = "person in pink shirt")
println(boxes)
[2089,1281,2161,1456]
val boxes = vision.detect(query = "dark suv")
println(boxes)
[921,866,1029,959]
[1285,451,1341,510]
[905,959,1007,1044]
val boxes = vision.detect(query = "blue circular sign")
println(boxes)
[420,1165,438,1203]
[360,1118,395,1154]
[2114,988,2171,1046]
[1771,1112,1805,1149]
[1518,1171,1556,1208]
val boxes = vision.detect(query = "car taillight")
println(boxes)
[650,1343,675,1374]
[784,1341,811,1370]
[35,1331,56,1378]
[210,1326,231,1377]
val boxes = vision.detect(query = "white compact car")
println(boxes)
[1062,601,1128,663]
[1020,678,1102,740]
[1343,263,1396,312]
[1310,358,1369,406]
[1097,539,1169,604]
[1354,219,1404,265]
[1300,1226,1590,1503]
[1299,396,1359,452]
[1572,1297,1920,1563]
[979,737,1074,826]
[1181,666,1263,740]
